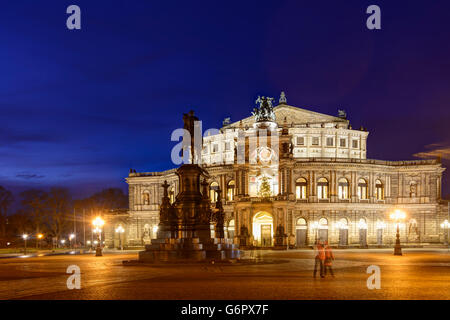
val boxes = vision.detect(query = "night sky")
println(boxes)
[1,0,450,202]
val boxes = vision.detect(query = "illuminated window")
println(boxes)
[375,180,384,200]
[326,137,334,146]
[357,178,368,200]
[338,178,349,199]
[312,137,320,146]
[319,218,328,228]
[295,178,307,199]
[317,178,329,199]
[210,182,219,203]
[227,180,235,201]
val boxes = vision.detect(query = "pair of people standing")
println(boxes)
[313,241,334,278]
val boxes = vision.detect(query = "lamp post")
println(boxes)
[60,239,66,248]
[390,209,406,256]
[92,217,105,256]
[115,225,125,250]
[37,233,43,249]
[22,234,28,255]
[440,220,449,246]
[69,233,75,249]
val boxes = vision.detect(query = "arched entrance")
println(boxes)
[296,218,308,247]
[227,219,235,239]
[253,211,273,247]
[318,218,328,242]
[358,218,368,247]
[337,218,349,246]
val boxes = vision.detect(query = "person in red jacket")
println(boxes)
[313,241,325,278]
[324,241,335,277]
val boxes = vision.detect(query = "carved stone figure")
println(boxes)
[252,96,276,122]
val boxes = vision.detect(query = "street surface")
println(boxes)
[1,249,449,300]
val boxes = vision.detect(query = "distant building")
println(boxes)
[104,93,448,248]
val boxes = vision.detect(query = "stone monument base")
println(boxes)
[138,237,240,263]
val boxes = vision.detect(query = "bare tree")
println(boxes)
[46,187,72,240]
[20,189,48,246]
[0,186,14,244]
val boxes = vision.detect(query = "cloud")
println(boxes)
[15,172,45,179]
[413,142,450,160]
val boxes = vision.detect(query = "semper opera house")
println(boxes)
[104,92,449,249]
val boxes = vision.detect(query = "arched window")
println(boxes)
[142,192,150,205]
[168,186,175,204]
[210,182,219,203]
[336,218,349,229]
[295,178,307,199]
[375,180,384,200]
[338,178,349,199]
[358,218,368,230]
[318,218,328,229]
[227,180,235,201]
[296,218,307,226]
[317,178,329,199]
[358,178,368,200]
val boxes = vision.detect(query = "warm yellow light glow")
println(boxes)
[61,239,66,244]
[22,234,28,240]
[310,221,319,229]
[358,219,368,230]
[152,225,158,234]
[441,220,450,229]
[335,221,348,230]
[115,225,125,233]
[390,209,406,221]
[69,234,75,240]
[376,221,386,229]
[92,217,105,228]
[252,211,273,244]
[37,233,43,239]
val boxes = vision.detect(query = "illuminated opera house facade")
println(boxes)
[105,93,448,248]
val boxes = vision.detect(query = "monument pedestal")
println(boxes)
[138,112,240,264]
[139,237,240,263]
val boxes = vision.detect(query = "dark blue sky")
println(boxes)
[1,0,450,200]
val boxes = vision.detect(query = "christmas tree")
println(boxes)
[258,176,272,198]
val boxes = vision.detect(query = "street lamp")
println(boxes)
[440,220,450,246]
[390,209,406,256]
[92,217,105,256]
[37,233,43,249]
[60,239,66,248]
[69,233,75,249]
[115,225,125,250]
[22,234,28,255]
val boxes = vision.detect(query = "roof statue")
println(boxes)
[338,109,347,119]
[279,91,287,104]
[222,117,231,127]
[252,96,276,122]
